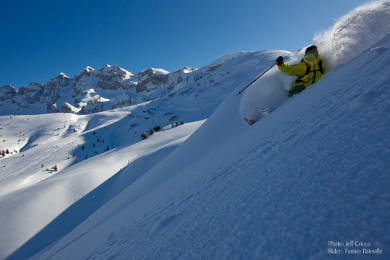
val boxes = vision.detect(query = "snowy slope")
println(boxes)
[0,50,283,194]
[0,1,389,260]
[0,49,285,260]
[0,51,270,116]
[29,31,390,260]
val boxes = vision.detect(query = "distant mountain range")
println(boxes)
[0,52,248,116]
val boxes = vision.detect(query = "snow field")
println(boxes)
[31,33,390,259]
[1,1,390,259]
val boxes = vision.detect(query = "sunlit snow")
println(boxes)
[1,1,390,259]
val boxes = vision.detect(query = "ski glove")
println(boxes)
[276,56,284,65]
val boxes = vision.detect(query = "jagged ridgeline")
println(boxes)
[0,56,230,116]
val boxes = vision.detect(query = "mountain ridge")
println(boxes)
[0,52,253,116]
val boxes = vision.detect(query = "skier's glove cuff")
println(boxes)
[276,56,284,65]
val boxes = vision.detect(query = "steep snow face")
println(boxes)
[26,31,390,260]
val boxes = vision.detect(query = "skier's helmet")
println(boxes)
[304,45,318,61]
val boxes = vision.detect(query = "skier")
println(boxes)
[276,45,324,97]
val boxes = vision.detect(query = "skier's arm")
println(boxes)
[277,62,307,77]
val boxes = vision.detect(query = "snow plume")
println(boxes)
[240,1,390,122]
[314,0,390,69]
[239,66,291,121]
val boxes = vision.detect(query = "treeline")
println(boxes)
[141,121,184,140]
[1,149,18,157]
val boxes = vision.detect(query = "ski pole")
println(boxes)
[236,62,277,96]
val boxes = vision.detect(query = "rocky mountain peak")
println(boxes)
[0,50,251,116]
[97,65,133,77]
[0,85,18,97]
[28,82,44,91]
[136,68,170,93]
[47,73,70,87]
[138,68,169,81]
[94,65,133,90]
[172,66,197,75]
[73,67,94,82]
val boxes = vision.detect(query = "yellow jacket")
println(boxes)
[278,55,324,90]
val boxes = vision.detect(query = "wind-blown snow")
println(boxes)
[238,63,291,121]
[240,0,390,123]
[314,0,390,69]
[0,2,390,260]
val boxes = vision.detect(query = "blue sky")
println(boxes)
[1,0,370,89]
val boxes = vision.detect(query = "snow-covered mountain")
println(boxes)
[0,52,252,116]
[0,1,390,260]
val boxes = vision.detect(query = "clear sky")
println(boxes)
[1,0,370,89]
